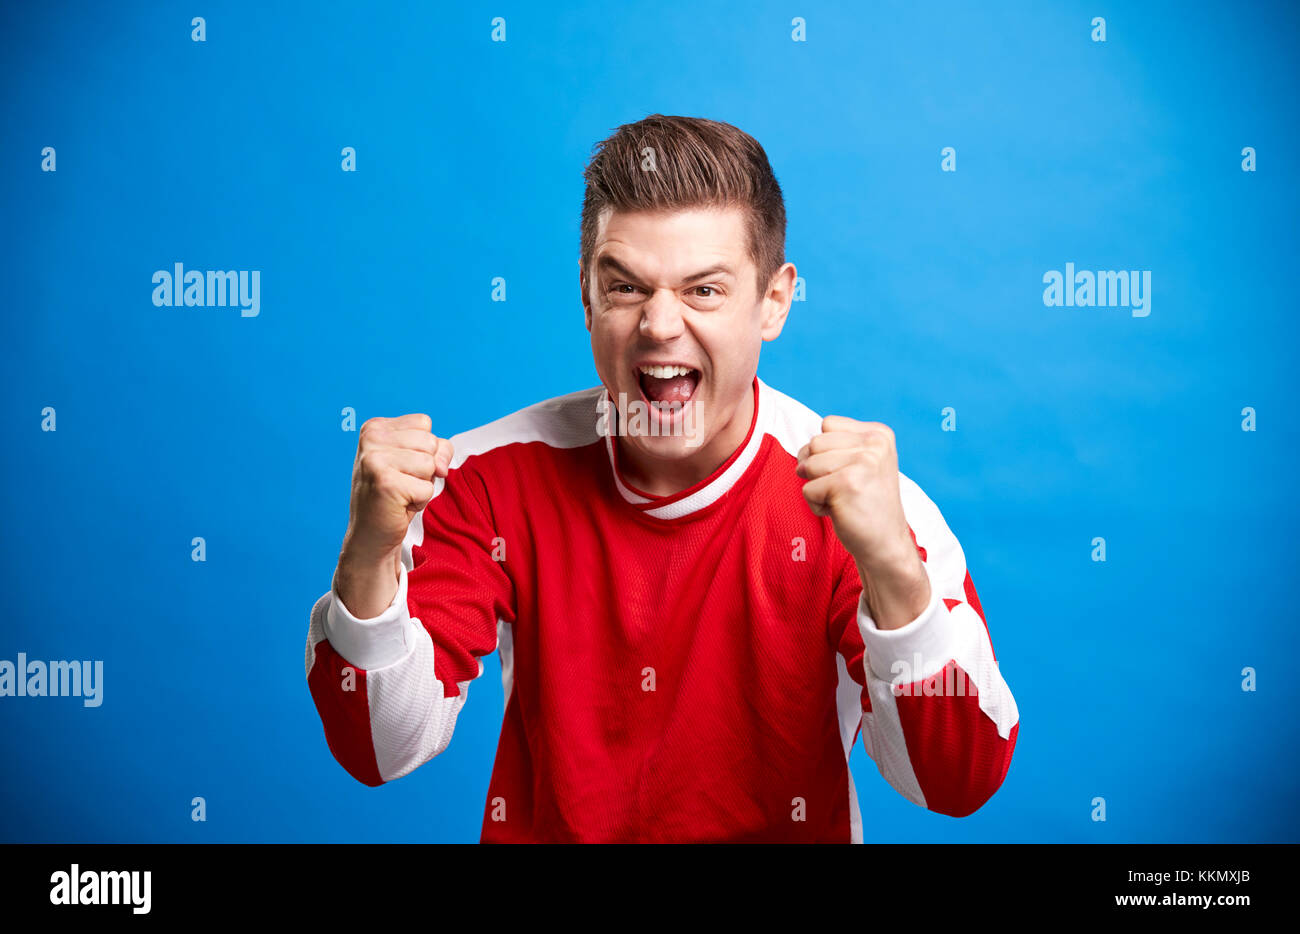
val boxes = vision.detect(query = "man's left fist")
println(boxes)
[795,415,918,578]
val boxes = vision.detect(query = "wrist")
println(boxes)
[338,534,401,575]
[853,538,923,589]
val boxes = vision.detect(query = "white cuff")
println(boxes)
[324,562,415,671]
[857,563,977,685]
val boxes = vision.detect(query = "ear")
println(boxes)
[759,262,796,341]
[579,260,592,332]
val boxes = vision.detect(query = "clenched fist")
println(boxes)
[795,415,931,630]
[335,413,454,618]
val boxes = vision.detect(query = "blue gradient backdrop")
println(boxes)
[2,0,1297,842]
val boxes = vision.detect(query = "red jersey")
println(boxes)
[304,377,1019,842]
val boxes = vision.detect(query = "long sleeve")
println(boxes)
[833,473,1019,818]
[304,459,515,787]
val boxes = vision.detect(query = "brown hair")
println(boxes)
[580,114,786,299]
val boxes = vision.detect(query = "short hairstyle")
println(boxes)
[580,114,786,299]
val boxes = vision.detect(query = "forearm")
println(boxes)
[856,547,930,631]
[335,545,402,619]
[305,561,476,786]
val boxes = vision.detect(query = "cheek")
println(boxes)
[589,337,612,380]
[588,321,627,381]
[705,331,755,377]
[594,311,638,348]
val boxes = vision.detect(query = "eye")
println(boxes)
[610,283,640,295]
[694,286,716,297]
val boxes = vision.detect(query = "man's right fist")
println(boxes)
[341,413,454,568]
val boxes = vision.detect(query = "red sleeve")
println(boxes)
[832,478,1019,817]
[304,456,515,786]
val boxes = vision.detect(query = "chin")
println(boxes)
[628,428,708,461]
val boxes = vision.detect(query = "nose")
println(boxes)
[639,289,686,343]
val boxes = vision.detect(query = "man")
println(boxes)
[304,114,1019,843]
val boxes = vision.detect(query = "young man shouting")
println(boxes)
[304,114,1019,843]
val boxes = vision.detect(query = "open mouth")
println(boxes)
[635,364,701,413]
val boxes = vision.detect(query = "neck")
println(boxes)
[615,381,756,498]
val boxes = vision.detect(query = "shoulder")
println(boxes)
[445,386,606,468]
[410,388,605,559]
[758,377,935,518]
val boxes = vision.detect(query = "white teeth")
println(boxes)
[639,364,695,378]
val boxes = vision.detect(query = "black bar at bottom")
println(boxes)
[0,843,1288,920]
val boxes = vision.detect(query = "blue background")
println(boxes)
[2,0,1296,842]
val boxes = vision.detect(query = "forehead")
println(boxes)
[592,205,751,277]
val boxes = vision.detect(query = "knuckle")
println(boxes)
[372,467,400,495]
[360,425,390,448]
[358,449,385,477]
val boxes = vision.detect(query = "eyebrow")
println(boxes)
[595,255,735,285]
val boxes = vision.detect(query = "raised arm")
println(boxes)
[304,415,514,786]
[831,473,1019,817]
